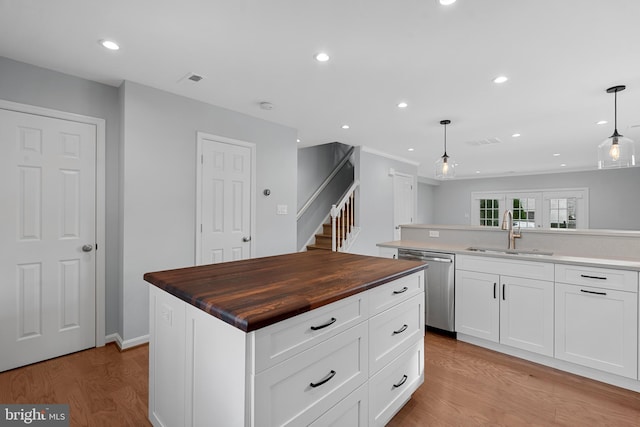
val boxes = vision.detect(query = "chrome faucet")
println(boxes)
[501,210,521,249]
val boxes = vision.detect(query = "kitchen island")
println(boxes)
[144,251,427,427]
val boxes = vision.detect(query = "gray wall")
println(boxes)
[427,168,640,230]
[417,181,435,225]
[119,81,297,341]
[0,57,298,343]
[349,149,418,256]
[297,142,353,250]
[0,56,122,336]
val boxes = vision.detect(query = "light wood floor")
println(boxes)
[1,332,639,426]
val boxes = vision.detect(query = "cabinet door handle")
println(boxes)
[310,370,336,388]
[392,324,408,335]
[502,284,506,300]
[310,317,337,331]
[393,287,408,295]
[493,283,497,299]
[393,374,408,388]
[580,289,607,296]
[580,274,607,280]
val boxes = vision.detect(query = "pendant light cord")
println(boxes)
[443,122,447,155]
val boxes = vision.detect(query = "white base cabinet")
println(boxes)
[149,271,424,427]
[455,256,554,357]
[555,264,638,380]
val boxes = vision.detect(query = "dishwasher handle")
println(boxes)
[400,254,453,263]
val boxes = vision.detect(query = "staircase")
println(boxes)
[306,223,336,251]
[306,181,360,252]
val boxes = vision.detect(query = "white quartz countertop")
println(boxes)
[377,240,640,272]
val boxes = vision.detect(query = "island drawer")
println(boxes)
[254,322,369,427]
[369,338,424,427]
[309,383,368,427]
[253,292,368,373]
[369,271,424,316]
[369,293,424,375]
[555,264,638,292]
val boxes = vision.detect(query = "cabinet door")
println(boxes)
[455,270,499,342]
[500,276,554,356]
[555,282,638,379]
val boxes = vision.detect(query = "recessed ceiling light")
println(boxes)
[397,102,408,109]
[475,171,481,174]
[99,39,120,50]
[439,0,457,5]
[553,153,561,157]
[408,148,414,152]
[596,120,608,125]
[493,75,508,84]
[296,138,301,143]
[560,163,567,167]
[315,52,330,62]
[511,133,521,138]
[341,124,350,129]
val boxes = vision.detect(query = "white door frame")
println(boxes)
[392,171,417,240]
[195,132,256,264]
[0,99,106,347]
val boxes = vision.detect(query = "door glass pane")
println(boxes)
[549,198,577,229]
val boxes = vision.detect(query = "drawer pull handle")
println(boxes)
[580,289,607,296]
[393,374,408,388]
[310,370,336,388]
[392,324,408,335]
[502,284,506,301]
[310,317,337,331]
[580,274,607,280]
[393,287,408,295]
[493,283,497,299]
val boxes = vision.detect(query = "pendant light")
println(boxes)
[597,85,636,169]
[435,119,455,179]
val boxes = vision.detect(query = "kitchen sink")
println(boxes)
[466,246,554,256]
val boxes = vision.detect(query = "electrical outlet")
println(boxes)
[276,204,288,215]
[429,230,440,238]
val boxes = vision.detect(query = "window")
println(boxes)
[549,198,576,229]
[479,198,500,227]
[507,194,542,228]
[471,188,588,229]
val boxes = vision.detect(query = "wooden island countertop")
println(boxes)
[144,250,426,332]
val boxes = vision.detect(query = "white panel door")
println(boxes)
[500,276,554,356]
[455,270,500,342]
[0,108,96,372]
[393,174,414,240]
[199,137,252,264]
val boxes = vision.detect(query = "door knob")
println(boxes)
[82,244,94,252]
[242,236,251,242]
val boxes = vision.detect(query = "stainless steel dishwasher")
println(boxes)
[398,249,455,333]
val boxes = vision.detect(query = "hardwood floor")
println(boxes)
[0,343,150,426]
[1,333,639,426]
[389,332,640,427]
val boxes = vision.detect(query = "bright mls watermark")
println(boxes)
[0,405,69,426]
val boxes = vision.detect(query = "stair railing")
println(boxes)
[297,146,355,221]
[331,180,360,252]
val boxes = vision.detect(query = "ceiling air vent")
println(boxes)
[178,72,205,84]
[465,137,503,146]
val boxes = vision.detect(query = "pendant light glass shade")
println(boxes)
[435,119,455,179]
[598,85,636,169]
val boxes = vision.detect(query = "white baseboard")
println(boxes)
[105,333,150,351]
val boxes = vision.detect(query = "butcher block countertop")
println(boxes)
[144,251,426,332]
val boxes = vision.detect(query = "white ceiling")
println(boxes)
[1,0,639,179]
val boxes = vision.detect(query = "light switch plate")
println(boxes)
[277,204,288,215]
[429,230,440,238]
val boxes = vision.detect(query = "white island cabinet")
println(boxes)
[146,251,426,427]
